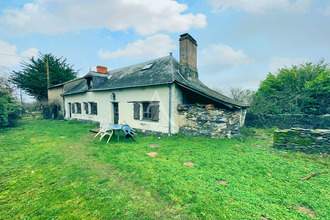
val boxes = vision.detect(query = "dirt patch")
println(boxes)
[149,144,160,148]
[296,206,317,218]
[217,180,229,185]
[268,150,279,154]
[260,216,271,220]
[146,152,159,157]
[183,162,194,167]
[90,129,99,133]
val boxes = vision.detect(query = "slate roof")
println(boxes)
[62,55,248,108]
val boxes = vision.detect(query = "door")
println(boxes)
[68,103,72,118]
[113,103,119,124]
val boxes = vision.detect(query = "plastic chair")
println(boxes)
[121,125,137,143]
[93,122,113,143]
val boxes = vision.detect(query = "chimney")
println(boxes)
[96,66,107,73]
[179,33,198,81]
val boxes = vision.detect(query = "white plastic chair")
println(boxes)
[93,122,113,143]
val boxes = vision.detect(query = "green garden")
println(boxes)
[0,118,329,219]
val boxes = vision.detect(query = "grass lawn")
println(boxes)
[0,118,329,219]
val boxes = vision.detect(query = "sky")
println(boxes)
[0,0,329,102]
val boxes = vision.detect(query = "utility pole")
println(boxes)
[46,56,50,88]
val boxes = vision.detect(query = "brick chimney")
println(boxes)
[96,66,107,73]
[179,33,198,81]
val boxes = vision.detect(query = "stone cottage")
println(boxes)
[48,33,248,138]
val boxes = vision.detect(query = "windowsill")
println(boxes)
[140,119,159,122]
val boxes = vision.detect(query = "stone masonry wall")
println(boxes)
[274,128,330,154]
[178,108,244,138]
[245,113,330,129]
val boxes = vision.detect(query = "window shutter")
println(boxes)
[84,103,89,114]
[151,102,159,121]
[94,103,98,115]
[133,102,140,119]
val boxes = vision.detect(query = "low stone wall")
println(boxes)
[245,113,330,129]
[273,128,330,154]
[177,108,245,138]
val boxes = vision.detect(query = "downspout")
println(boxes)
[168,83,172,135]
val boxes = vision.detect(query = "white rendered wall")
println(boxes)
[64,84,182,134]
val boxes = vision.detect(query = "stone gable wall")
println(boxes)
[274,128,330,154]
[177,108,245,138]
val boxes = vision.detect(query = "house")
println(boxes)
[48,33,248,138]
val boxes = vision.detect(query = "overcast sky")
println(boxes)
[0,0,329,101]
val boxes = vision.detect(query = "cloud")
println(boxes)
[322,5,330,16]
[0,40,38,68]
[269,57,309,72]
[199,44,254,73]
[0,0,207,36]
[98,34,177,59]
[207,0,313,14]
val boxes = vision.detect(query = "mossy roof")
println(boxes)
[62,55,248,108]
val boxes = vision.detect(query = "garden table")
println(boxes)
[109,124,123,142]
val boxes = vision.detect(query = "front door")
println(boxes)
[68,103,72,118]
[113,103,119,124]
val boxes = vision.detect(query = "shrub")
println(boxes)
[0,86,21,127]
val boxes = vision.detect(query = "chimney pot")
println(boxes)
[96,66,107,73]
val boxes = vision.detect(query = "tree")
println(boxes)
[0,77,21,127]
[228,87,255,105]
[213,87,255,105]
[249,60,329,115]
[11,53,78,101]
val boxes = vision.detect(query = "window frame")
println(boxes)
[84,102,89,114]
[71,103,75,113]
[141,101,159,121]
[90,102,97,115]
[75,103,81,114]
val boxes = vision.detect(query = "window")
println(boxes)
[75,103,81,114]
[133,102,140,119]
[111,93,116,101]
[90,102,97,115]
[71,103,75,113]
[84,102,89,114]
[141,63,154,71]
[142,101,159,121]
[87,77,93,90]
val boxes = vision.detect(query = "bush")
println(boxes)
[0,87,21,127]
[249,60,329,115]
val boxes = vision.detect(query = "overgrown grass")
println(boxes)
[0,118,329,219]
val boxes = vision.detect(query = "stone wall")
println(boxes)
[177,107,245,138]
[245,113,330,129]
[273,128,330,154]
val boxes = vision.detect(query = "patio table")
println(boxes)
[109,124,123,142]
